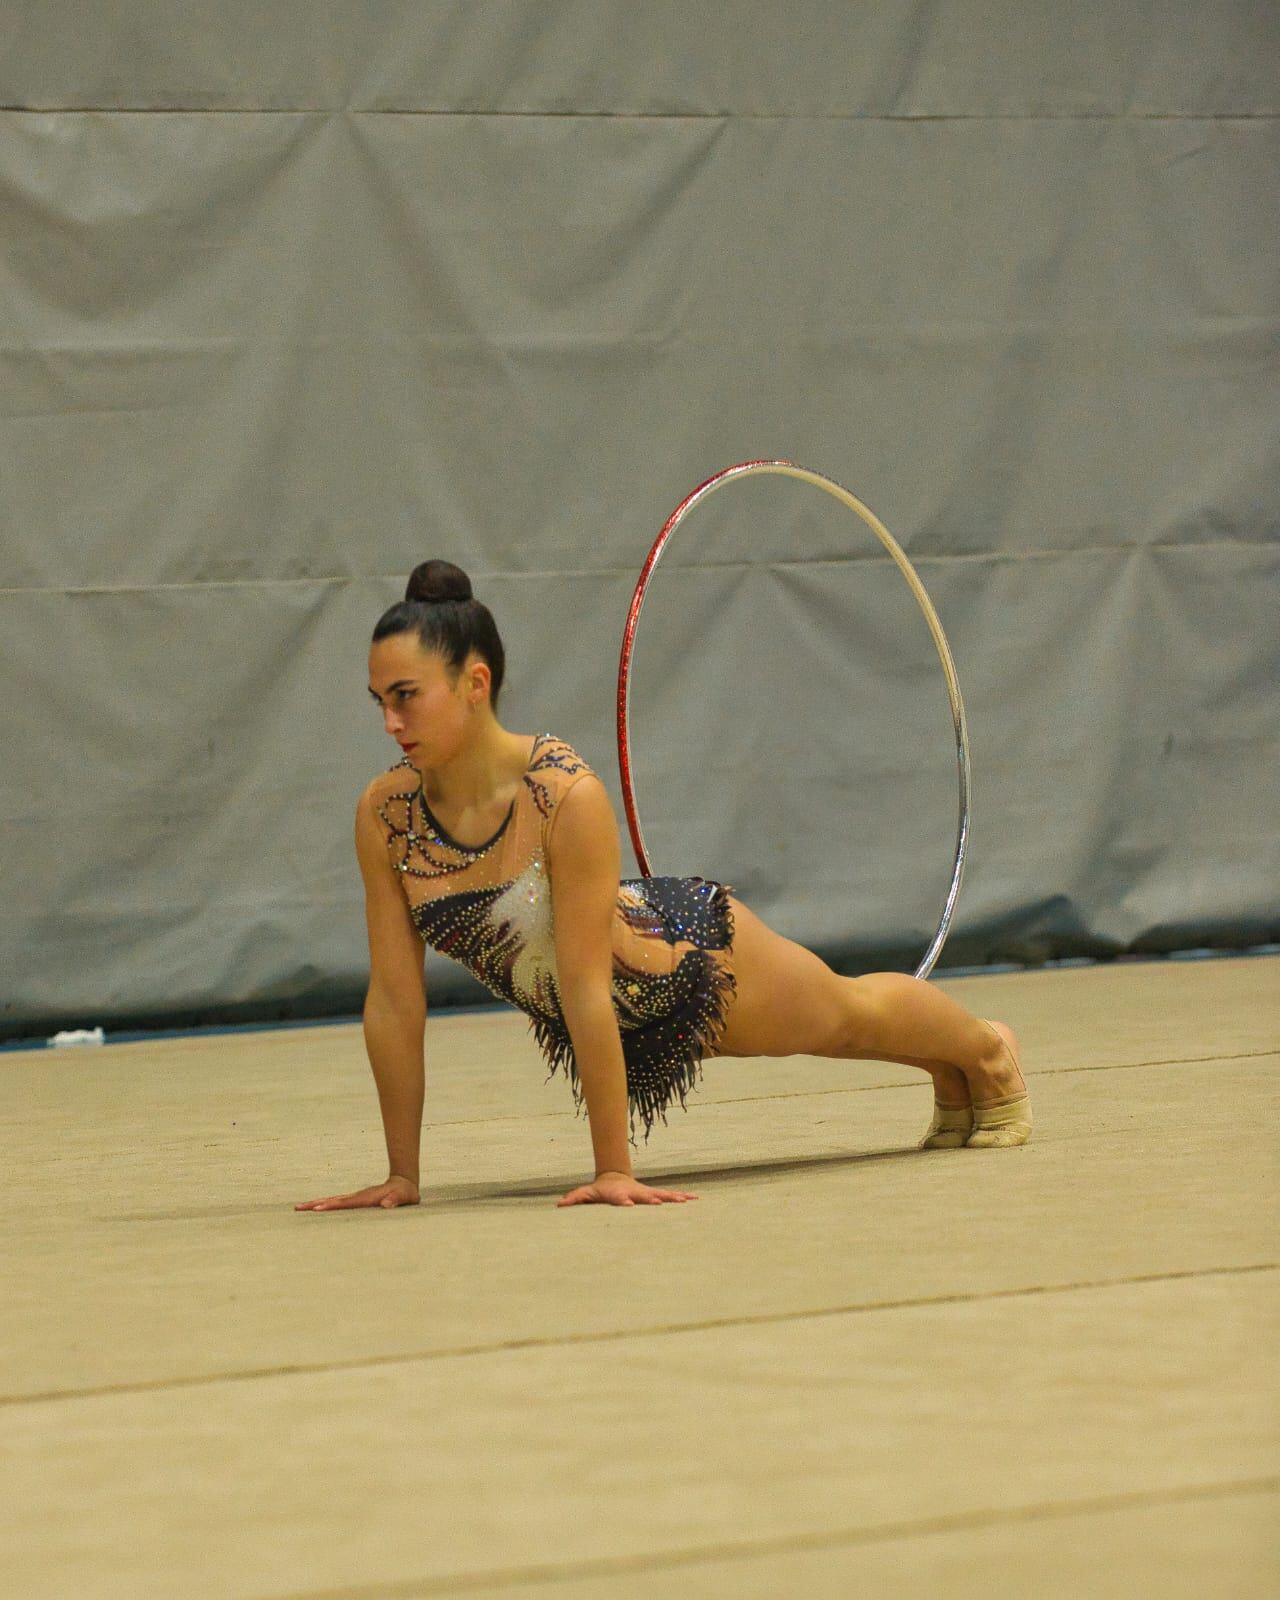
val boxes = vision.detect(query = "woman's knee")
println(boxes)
[824,975,887,1059]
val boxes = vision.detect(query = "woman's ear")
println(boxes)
[467,658,492,708]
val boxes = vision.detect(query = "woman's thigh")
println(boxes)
[709,894,852,1059]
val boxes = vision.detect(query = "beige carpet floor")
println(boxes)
[2,955,1277,1599]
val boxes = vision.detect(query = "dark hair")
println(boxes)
[371,560,506,709]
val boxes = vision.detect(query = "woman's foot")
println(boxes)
[919,1062,973,1149]
[966,1020,1033,1148]
[919,1099,974,1149]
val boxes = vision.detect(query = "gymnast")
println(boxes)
[296,560,1031,1213]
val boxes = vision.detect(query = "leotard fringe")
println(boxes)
[532,883,737,1147]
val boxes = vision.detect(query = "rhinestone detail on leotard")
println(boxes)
[372,735,737,1144]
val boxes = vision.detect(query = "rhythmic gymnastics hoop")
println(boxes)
[616,459,971,981]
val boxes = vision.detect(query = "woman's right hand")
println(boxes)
[294,1175,420,1212]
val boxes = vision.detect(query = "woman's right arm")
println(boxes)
[294,787,426,1212]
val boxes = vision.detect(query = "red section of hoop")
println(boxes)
[616,461,783,876]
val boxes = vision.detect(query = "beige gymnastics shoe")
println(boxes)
[966,1092,1033,1147]
[966,1020,1032,1147]
[919,1100,975,1149]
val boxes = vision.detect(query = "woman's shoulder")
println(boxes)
[362,756,420,799]
[527,732,594,777]
[358,759,420,831]
[523,733,597,819]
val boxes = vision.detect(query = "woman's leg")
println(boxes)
[709,895,1030,1147]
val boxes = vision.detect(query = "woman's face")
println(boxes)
[367,634,485,769]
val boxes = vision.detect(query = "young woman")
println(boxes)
[296,561,1031,1214]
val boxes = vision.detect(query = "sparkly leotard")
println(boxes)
[369,734,737,1145]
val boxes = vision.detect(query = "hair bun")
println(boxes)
[405,559,473,605]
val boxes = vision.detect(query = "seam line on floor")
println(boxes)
[13,1051,1274,1142]
[4,107,1276,120]
[3,1262,1271,1410]
[366,1048,1280,1128]
[260,1474,1280,1599]
[314,1048,1280,1133]
[686,1048,1280,1116]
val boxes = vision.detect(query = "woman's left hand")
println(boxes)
[557,1171,699,1207]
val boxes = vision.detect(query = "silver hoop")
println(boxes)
[616,459,971,980]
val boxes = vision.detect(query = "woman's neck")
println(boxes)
[421,719,533,813]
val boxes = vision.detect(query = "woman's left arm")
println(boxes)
[547,776,698,1209]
